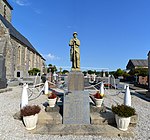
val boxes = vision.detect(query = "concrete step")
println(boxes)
[91,112,115,125]
[32,124,134,137]
[0,87,12,93]
[38,111,62,125]
[90,112,138,126]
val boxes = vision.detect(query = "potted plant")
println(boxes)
[20,105,41,130]
[112,104,136,131]
[47,91,57,107]
[93,91,104,107]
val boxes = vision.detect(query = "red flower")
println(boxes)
[48,92,57,99]
[94,92,103,99]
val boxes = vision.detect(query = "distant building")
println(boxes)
[0,0,45,80]
[147,51,150,97]
[126,59,148,70]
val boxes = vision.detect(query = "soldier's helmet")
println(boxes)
[73,32,78,35]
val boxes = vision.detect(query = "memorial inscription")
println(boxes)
[63,91,90,124]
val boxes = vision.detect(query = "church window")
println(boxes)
[4,5,6,18]
[18,46,21,65]
[17,71,20,77]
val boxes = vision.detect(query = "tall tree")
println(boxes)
[47,64,57,73]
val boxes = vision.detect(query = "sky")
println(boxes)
[8,0,150,71]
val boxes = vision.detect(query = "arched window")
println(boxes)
[4,5,6,18]
[18,46,21,65]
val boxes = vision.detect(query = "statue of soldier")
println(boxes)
[69,32,80,70]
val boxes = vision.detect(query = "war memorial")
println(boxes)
[3,32,146,139]
[0,18,149,140]
[0,1,150,139]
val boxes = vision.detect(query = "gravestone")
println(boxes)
[0,55,7,89]
[63,91,90,124]
[68,71,84,91]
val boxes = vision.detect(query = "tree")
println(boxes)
[87,70,96,75]
[47,64,57,73]
[82,71,87,76]
[62,70,69,74]
[28,68,40,76]
[139,68,148,77]
[123,72,130,79]
[113,68,124,78]
[129,68,148,77]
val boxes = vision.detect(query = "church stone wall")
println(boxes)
[0,1,45,80]
[9,38,45,78]
[0,0,12,22]
[5,37,14,79]
[0,31,45,80]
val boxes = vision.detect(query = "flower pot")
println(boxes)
[95,98,103,107]
[115,114,131,131]
[48,97,57,107]
[23,114,38,130]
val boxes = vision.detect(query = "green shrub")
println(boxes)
[112,104,135,117]
[28,68,40,76]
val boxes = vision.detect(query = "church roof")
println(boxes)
[0,14,45,60]
[129,59,148,67]
[126,59,148,70]
[3,0,13,10]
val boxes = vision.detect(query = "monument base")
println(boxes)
[71,68,80,71]
[68,70,84,91]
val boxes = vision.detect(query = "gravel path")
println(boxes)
[0,86,149,140]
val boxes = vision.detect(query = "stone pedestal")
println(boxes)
[68,71,84,91]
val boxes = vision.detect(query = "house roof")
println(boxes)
[128,59,148,67]
[3,0,13,10]
[0,14,45,60]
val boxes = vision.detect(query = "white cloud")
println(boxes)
[43,53,60,61]
[13,0,30,6]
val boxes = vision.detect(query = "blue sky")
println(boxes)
[8,0,150,71]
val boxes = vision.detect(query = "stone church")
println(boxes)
[0,0,45,81]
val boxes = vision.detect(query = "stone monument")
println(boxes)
[63,32,90,125]
[68,32,84,91]
[0,55,7,89]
